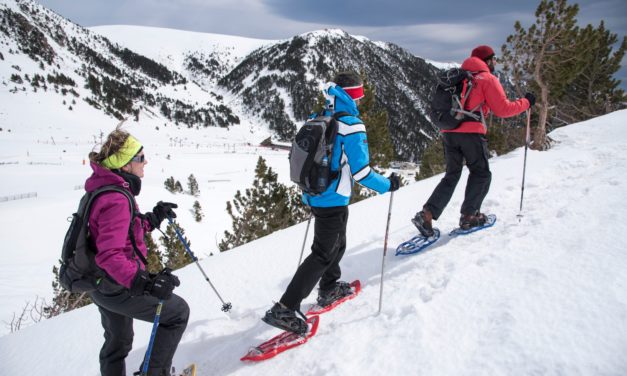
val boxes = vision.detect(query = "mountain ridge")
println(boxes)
[2,0,447,162]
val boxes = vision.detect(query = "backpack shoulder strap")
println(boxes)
[332,111,350,119]
[87,185,136,215]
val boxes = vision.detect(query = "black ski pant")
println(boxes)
[280,205,348,311]
[89,288,189,376]
[425,132,492,220]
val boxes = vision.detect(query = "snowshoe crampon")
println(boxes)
[241,315,320,362]
[307,280,361,315]
[449,214,496,236]
[396,228,441,255]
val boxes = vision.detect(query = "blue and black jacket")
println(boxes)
[303,83,391,208]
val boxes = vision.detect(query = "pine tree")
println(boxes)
[164,176,177,193]
[160,221,193,270]
[175,180,184,193]
[187,174,200,196]
[501,0,582,150]
[193,200,204,222]
[556,21,627,123]
[416,136,446,180]
[358,77,395,168]
[219,156,308,251]
[144,232,164,274]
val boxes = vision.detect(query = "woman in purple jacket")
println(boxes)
[86,129,189,376]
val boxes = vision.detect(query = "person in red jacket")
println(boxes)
[413,45,535,235]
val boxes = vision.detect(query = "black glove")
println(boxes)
[524,92,536,107]
[146,268,180,300]
[388,173,401,192]
[129,269,151,297]
[145,201,177,229]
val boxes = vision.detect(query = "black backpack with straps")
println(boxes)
[430,68,483,130]
[289,111,349,195]
[59,185,143,293]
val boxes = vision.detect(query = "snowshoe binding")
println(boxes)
[261,302,308,335]
[316,281,354,308]
[459,211,488,230]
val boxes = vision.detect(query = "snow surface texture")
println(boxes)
[1,106,626,374]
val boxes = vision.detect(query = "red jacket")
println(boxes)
[443,56,530,134]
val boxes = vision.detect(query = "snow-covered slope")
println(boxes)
[1,110,626,375]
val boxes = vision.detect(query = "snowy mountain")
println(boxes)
[95,26,443,161]
[89,25,275,90]
[217,29,440,161]
[0,0,240,128]
[2,0,447,164]
[1,109,626,375]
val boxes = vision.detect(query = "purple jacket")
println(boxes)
[85,162,152,288]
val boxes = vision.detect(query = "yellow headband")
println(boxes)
[101,135,143,169]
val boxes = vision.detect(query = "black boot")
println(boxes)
[411,208,434,237]
[261,302,307,335]
[316,281,353,308]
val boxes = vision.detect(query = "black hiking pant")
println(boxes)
[89,287,189,376]
[280,206,349,311]
[425,132,492,219]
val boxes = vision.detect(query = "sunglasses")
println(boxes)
[130,154,146,163]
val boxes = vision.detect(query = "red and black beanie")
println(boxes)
[471,45,495,61]
[333,71,364,100]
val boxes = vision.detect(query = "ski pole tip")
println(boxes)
[222,302,233,312]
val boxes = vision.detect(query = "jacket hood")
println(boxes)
[85,162,129,193]
[461,56,491,74]
[323,82,360,116]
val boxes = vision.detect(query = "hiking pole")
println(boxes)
[517,109,532,222]
[140,300,163,376]
[296,214,313,270]
[377,191,394,315]
[166,217,232,312]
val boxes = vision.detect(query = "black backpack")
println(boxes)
[430,68,483,130]
[289,111,349,195]
[59,185,140,293]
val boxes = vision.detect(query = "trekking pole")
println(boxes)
[377,191,394,315]
[140,300,163,376]
[296,214,313,269]
[517,109,531,222]
[166,217,232,312]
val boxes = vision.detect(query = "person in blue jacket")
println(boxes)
[262,71,400,334]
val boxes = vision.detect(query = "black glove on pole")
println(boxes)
[148,268,180,300]
[524,92,536,107]
[129,268,180,300]
[388,173,400,192]
[146,201,178,229]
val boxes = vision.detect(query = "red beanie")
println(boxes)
[471,45,495,61]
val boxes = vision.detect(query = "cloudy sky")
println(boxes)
[37,0,626,85]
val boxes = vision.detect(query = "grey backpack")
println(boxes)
[289,111,348,195]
